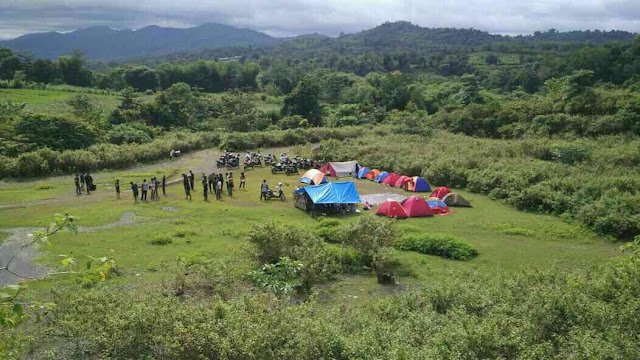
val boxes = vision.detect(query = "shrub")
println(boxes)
[314,218,344,243]
[373,247,400,284]
[250,257,304,297]
[395,233,478,260]
[148,234,173,245]
[343,216,395,267]
[107,124,153,145]
[246,221,339,289]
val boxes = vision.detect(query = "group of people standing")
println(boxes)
[74,173,94,195]
[128,176,166,202]
[185,170,246,201]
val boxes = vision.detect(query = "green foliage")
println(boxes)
[250,257,304,297]
[396,233,479,260]
[282,76,322,126]
[148,234,173,245]
[246,220,339,289]
[150,82,207,129]
[343,216,395,267]
[107,124,153,145]
[24,253,640,359]
[14,114,98,151]
[314,218,344,243]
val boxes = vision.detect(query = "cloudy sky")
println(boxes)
[1,0,639,40]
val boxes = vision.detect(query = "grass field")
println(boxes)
[0,88,283,117]
[0,146,621,303]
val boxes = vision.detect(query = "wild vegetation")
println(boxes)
[1,21,639,359]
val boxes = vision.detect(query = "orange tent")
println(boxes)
[300,169,327,185]
[366,169,381,181]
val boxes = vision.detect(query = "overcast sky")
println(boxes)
[1,0,640,40]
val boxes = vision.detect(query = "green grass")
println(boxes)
[0,88,154,117]
[0,231,8,245]
[0,146,621,302]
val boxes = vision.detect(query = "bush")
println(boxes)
[395,233,478,260]
[148,234,173,245]
[107,124,153,145]
[314,218,344,243]
[343,216,395,267]
[246,221,339,289]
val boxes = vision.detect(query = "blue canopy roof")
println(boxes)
[375,171,389,183]
[357,167,371,179]
[295,182,361,204]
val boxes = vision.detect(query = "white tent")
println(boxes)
[322,161,359,178]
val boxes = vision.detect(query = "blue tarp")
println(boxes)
[357,167,371,179]
[295,182,361,204]
[427,200,448,209]
[375,171,389,183]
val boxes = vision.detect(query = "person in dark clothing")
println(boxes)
[227,173,234,196]
[74,175,81,195]
[202,173,208,200]
[189,170,195,190]
[208,173,214,192]
[85,174,93,195]
[260,180,269,201]
[80,173,86,191]
[141,179,148,200]
[219,173,225,190]
[182,174,191,200]
[162,175,166,196]
[115,179,120,199]
[130,182,139,202]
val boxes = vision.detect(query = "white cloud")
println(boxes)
[1,0,639,40]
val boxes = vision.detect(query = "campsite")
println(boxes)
[1,11,640,359]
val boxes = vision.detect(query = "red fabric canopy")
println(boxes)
[394,175,412,189]
[430,187,451,200]
[376,200,408,218]
[402,196,433,217]
[382,173,401,186]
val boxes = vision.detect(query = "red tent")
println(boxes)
[430,187,451,200]
[382,173,401,186]
[402,196,433,217]
[394,175,412,189]
[376,200,408,218]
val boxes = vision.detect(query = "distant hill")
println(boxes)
[0,23,280,60]
[2,21,636,62]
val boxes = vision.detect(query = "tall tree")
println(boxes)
[281,76,322,126]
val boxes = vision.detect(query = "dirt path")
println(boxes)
[0,146,291,210]
[0,211,173,286]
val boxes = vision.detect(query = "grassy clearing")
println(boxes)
[0,146,620,304]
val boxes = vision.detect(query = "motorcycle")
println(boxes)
[284,164,299,176]
[271,164,286,174]
[264,189,286,201]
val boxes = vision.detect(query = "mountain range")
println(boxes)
[0,23,279,61]
[1,21,636,61]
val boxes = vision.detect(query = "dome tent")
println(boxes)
[442,193,472,207]
[427,199,451,215]
[366,169,381,181]
[394,175,412,189]
[382,173,401,186]
[320,161,359,178]
[402,196,433,217]
[430,187,451,200]
[406,177,431,193]
[375,171,390,183]
[376,200,408,218]
[300,169,327,185]
[357,167,371,179]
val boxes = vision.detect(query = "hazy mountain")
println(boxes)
[0,23,279,60]
[2,21,635,62]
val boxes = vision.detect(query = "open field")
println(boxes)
[0,146,620,302]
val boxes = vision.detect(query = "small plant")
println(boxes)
[373,247,400,285]
[250,257,304,297]
[174,228,196,238]
[148,234,173,245]
[396,234,478,260]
